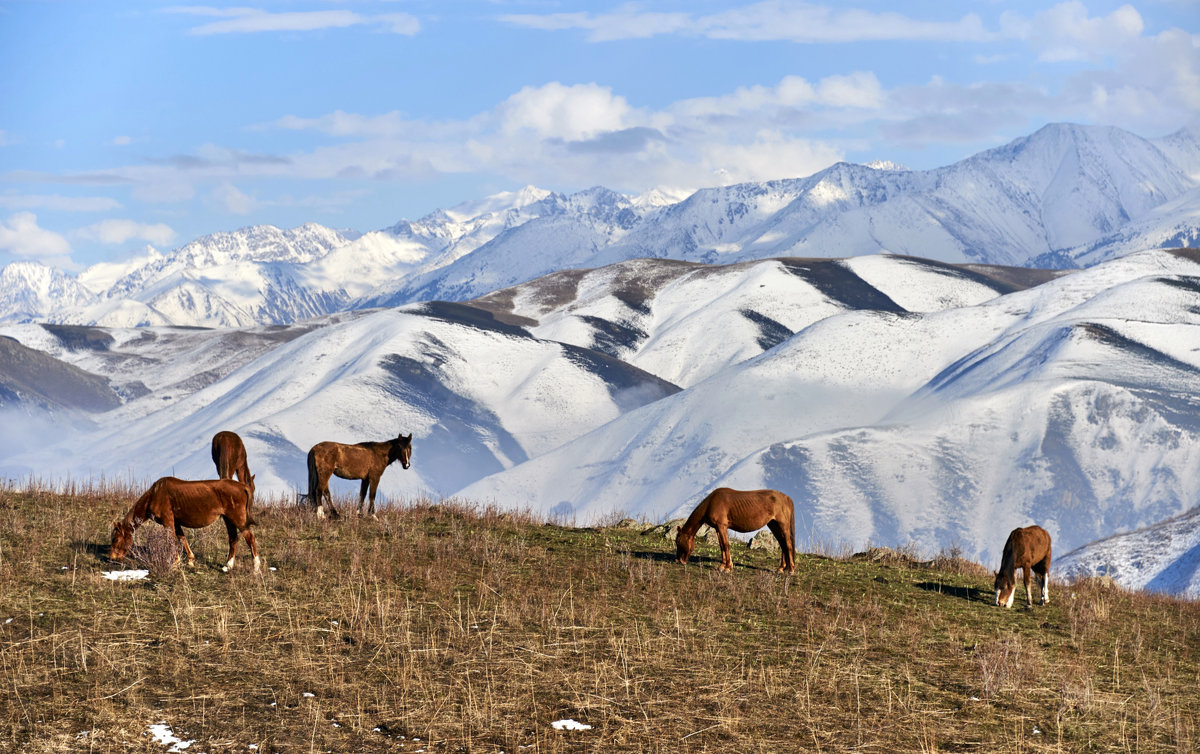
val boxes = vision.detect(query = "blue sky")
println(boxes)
[1,0,1198,270]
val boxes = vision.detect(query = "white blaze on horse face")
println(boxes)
[1005,589,1015,609]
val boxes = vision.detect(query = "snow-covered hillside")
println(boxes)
[458,249,1200,570]
[1057,505,1200,600]
[2,248,1200,596]
[1,123,1197,328]
[0,303,678,502]
[469,255,1055,387]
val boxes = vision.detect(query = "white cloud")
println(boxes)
[672,72,883,119]
[165,6,419,36]
[497,83,635,141]
[1003,2,1144,62]
[0,194,122,212]
[76,219,176,246]
[501,1,991,43]
[112,135,132,146]
[0,212,72,261]
[212,183,259,215]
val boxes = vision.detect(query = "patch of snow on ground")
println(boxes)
[551,719,592,731]
[102,570,149,581]
[148,722,194,752]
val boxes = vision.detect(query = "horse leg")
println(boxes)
[767,520,794,573]
[317,471,339,519]
[1023,567,1033,607]
[173,524,195,568]
[716,526,733,572]
[358,478,369,514]
[367,475,381,516]
[1036,562,1050,605]
[222,517,239,572]
[243,529,260,573]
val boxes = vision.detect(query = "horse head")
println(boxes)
[993,569,1015,607]
[675,528,695,565]
[110,520,134,561]
[392,433,413,470]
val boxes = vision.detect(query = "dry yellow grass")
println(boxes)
[1,480,1197,752]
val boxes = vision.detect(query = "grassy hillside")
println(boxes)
[1,481,1197,752]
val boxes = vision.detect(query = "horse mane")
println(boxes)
[679,492,713,537]
[997,537,1017,579]
[119,477,167,529]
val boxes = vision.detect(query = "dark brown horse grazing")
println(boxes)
[676,487,796,573]
[211,430,255,497]
[994,525,1052,608]
[110,477,260,573]
[307,432,413,518]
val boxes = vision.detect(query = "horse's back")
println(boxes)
[1006,525,1051,565]
[212,431,247,475]
[711,488,793,531]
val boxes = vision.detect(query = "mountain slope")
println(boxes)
[0,304,678,501]
[1057,505,1200,599]
[457,249,1200,567]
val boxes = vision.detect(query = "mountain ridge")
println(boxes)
[3,122,1198,328]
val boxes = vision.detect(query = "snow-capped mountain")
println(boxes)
[458,249,1200,569]
[0,262,99,322]
[1,123,1197,329]
[3,247,1200,595]
[3,121,1200,599]
[0,301,679,499]
[1057,505,1200,599]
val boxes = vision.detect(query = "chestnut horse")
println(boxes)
[306,432,413,518]
[211,430,255,497]
[110,476,260,573]
[994,525,1051,608]
[676,487,796,573]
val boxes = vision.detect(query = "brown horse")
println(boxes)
[676,487,796,573]
[211,430,255,497]
[110,477,260,573]
[994,525,1052,608]
[306,432,413,518]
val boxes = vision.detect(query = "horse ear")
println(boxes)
[404,433,412,441]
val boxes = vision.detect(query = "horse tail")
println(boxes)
[211,435,222,476]
[307,447,319,506]
[782,493,797,558]
[243,483,257,527]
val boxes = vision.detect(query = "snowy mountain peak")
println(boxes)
[0,261,97,322]
[438,185,553,224]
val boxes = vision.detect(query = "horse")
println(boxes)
[211,430,255,497]
[110,477,260,573]
[676,487,796,573]
[306,432,413,518]
[994,525,1052,608]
